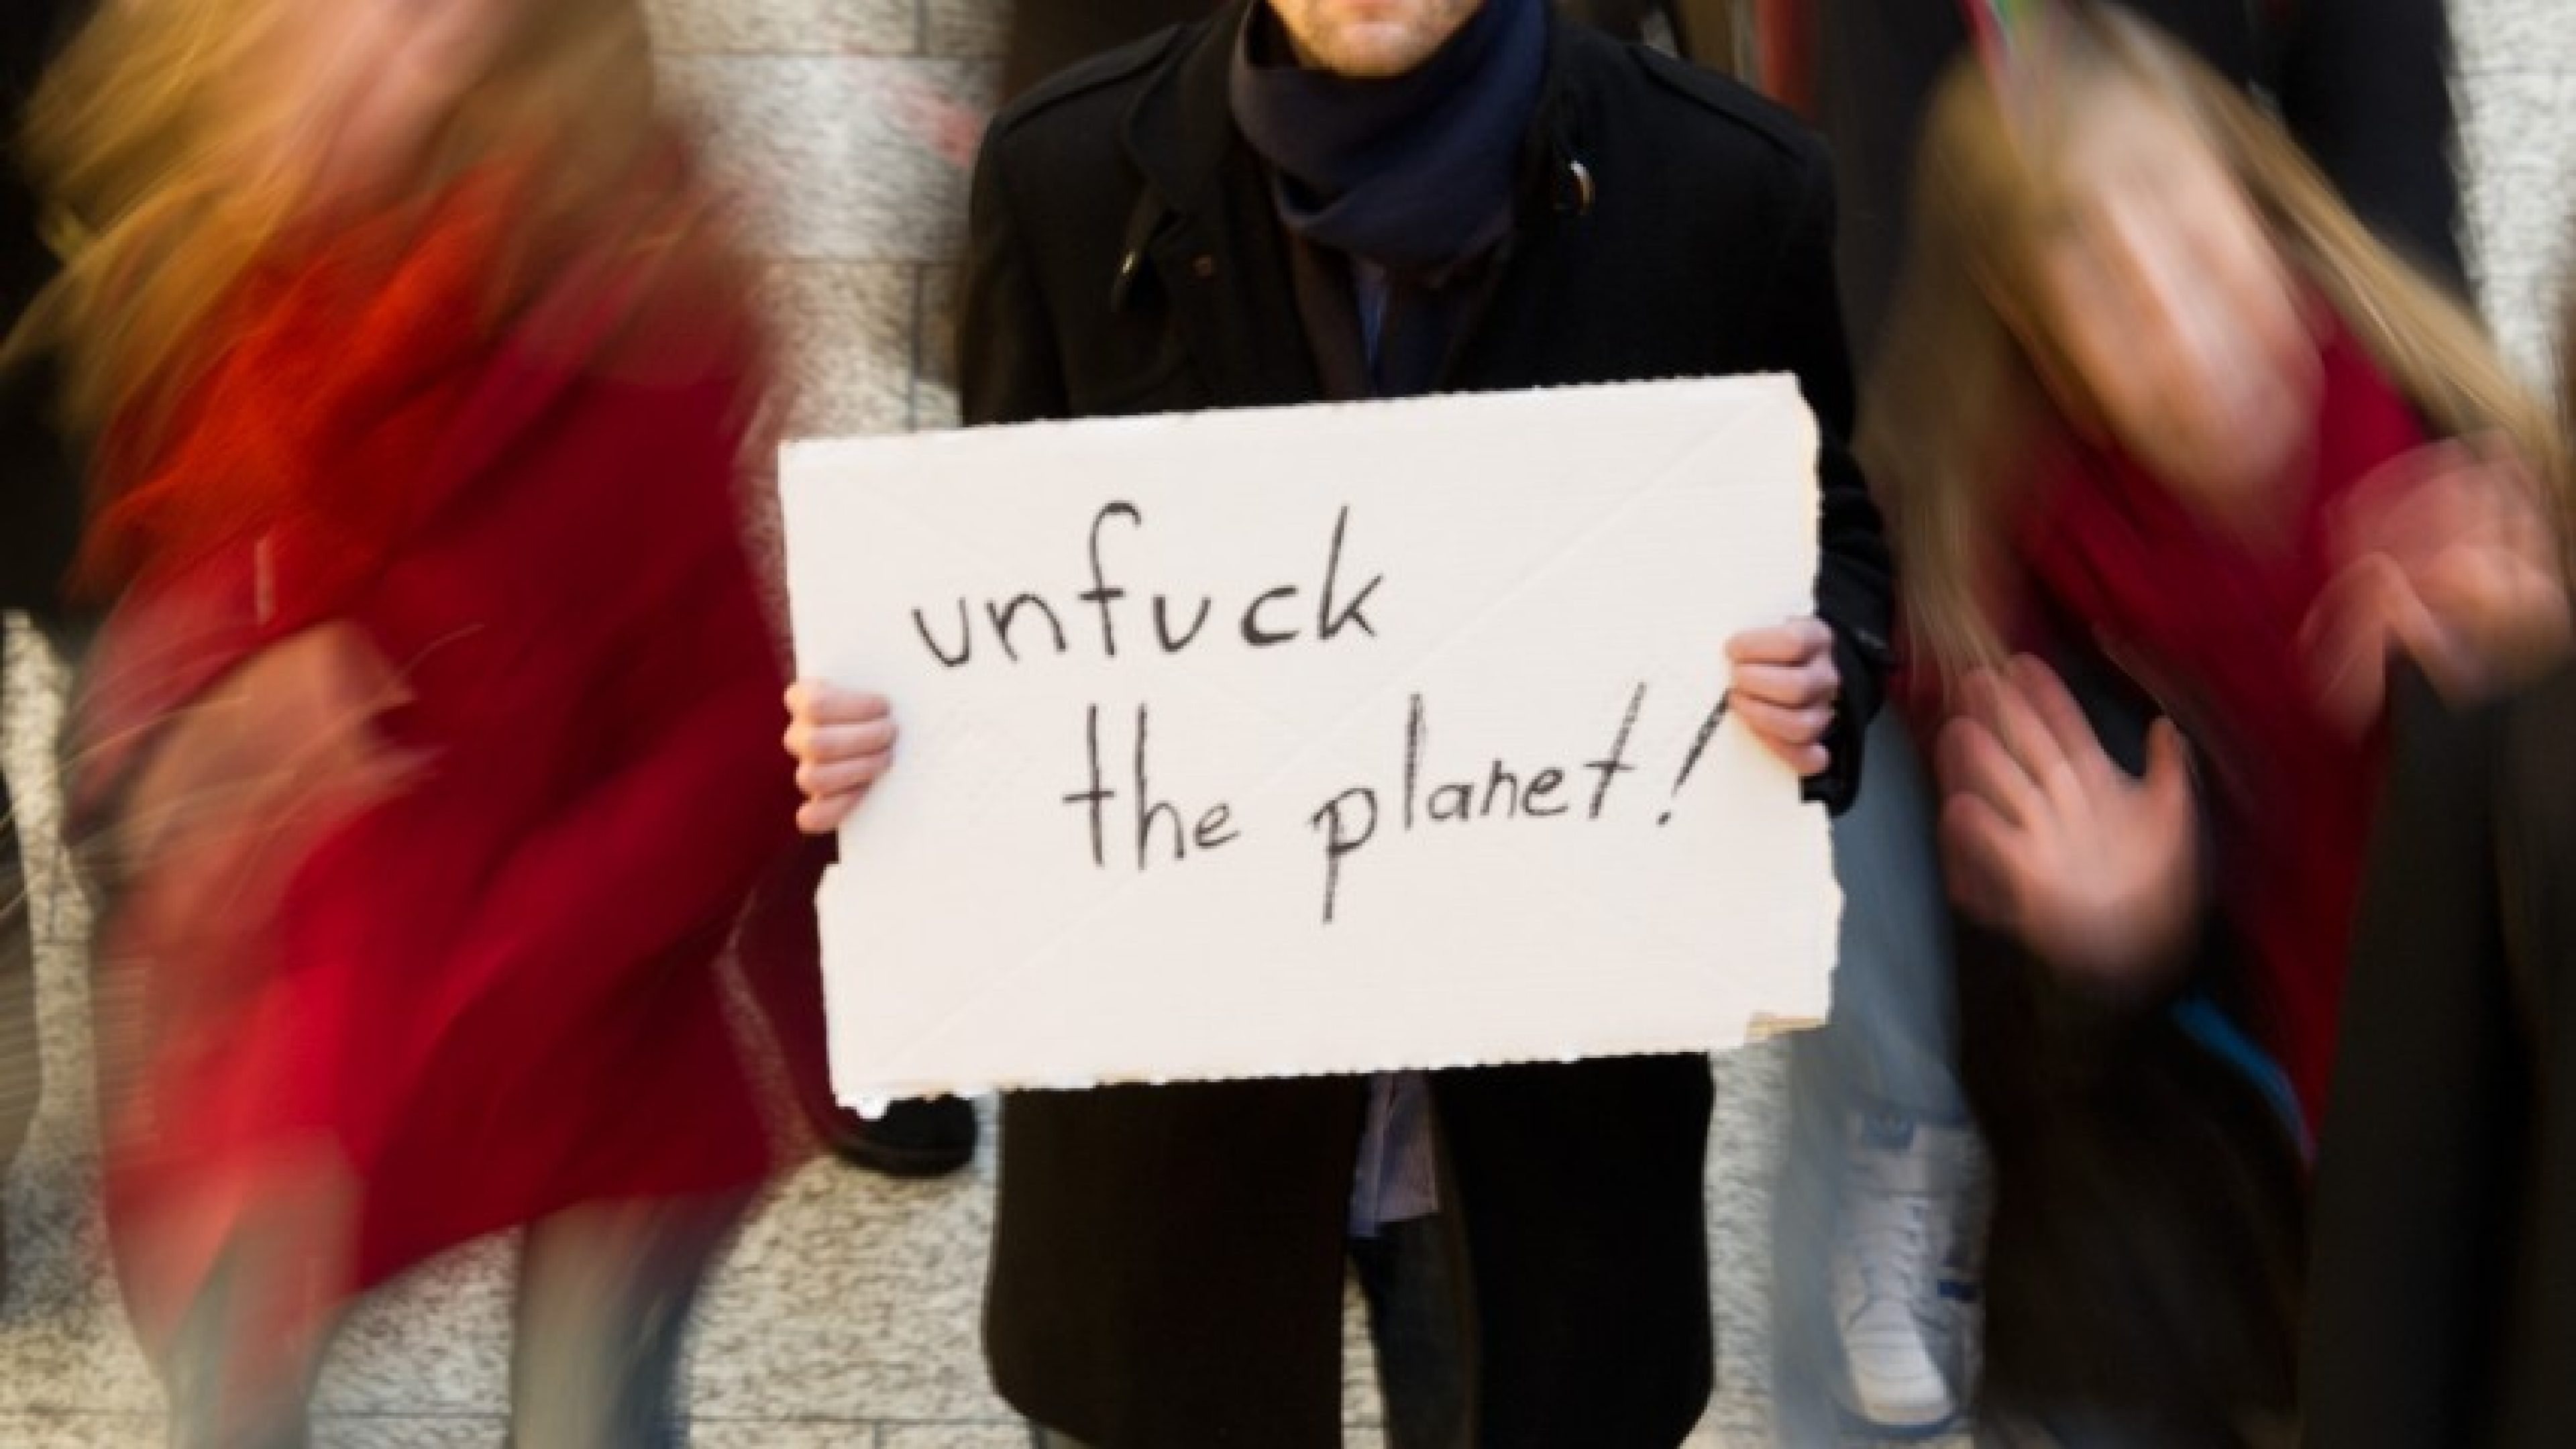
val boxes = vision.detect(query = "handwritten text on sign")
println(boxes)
[783,377,1841,1103]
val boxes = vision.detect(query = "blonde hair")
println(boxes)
[18,0,698,439]
[1863,3,2571,677]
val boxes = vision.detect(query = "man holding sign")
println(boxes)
[788,0,1889,1444]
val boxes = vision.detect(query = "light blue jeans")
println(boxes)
[1815,712,1964,1128]
[1770,711,1970,1440]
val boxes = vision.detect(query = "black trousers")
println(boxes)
[1038,1209,1477,1449]
[996,1056,1715,1449]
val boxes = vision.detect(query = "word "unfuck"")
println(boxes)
[910,502,1386,667]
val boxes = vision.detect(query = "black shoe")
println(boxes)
[816,1096,978,1179]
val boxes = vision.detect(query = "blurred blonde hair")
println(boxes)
[1864,2,2571,678]
[18,0,716,439]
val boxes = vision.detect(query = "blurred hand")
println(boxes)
[784,682,896,835]
[2305,437,2573,729]
[1936,655,2201,989]
[1727,618,1839,777]
[117,623,420,966]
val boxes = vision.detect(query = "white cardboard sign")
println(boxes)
[784,376,1840,1104]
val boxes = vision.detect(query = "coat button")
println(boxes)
[1191,255,1218,279]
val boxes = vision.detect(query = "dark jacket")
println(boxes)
[2303,664,2576,1448]
[961,7,1891,1446]
[0,0,81,617]
[1821,0,2467,362]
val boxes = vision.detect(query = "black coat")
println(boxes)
[959,7,1891,1446]
[1821,0,2467,362]
[2303,664,2576,1448]
[0,0,82,617]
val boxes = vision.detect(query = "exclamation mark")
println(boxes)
[1658,693,1733,826]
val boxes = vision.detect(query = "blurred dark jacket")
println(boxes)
[1941,639,2307,1446]
[2304,663,2576,1449]
[1823,0,2468,364]
[0,0,81,616]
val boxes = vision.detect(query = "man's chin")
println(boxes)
[1311,23,1442,78]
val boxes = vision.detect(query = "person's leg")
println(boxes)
[1434,1056,1715,1448]
[507,1190,753,1449]
[1028,1236,1476,1449]
[159,1237,337,1449]
[1774,712,1984,1439]
[1817,715,1965,1124]
[986,1080,1362,1448]
[0,616,54,1199]
[3,610,95,1187]
[0,724,40,1193]
[1349,1212,1477,1449]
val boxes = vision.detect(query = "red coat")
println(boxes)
[72,190,802,1344]
[1897,322,2425,1129]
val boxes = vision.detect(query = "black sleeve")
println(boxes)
[2302,667,2520,1448]
[0,0,83,616]
[956,127,1071,429]
[1769,143,1895,814]
[2271,0,2468,290]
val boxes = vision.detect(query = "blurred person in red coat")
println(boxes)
[1862,7,2565,1440]
[17,0,802,1440]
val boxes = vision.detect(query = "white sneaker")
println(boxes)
[1827,1112,1984,1436]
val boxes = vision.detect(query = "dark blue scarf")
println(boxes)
[1228,0,1548,274]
